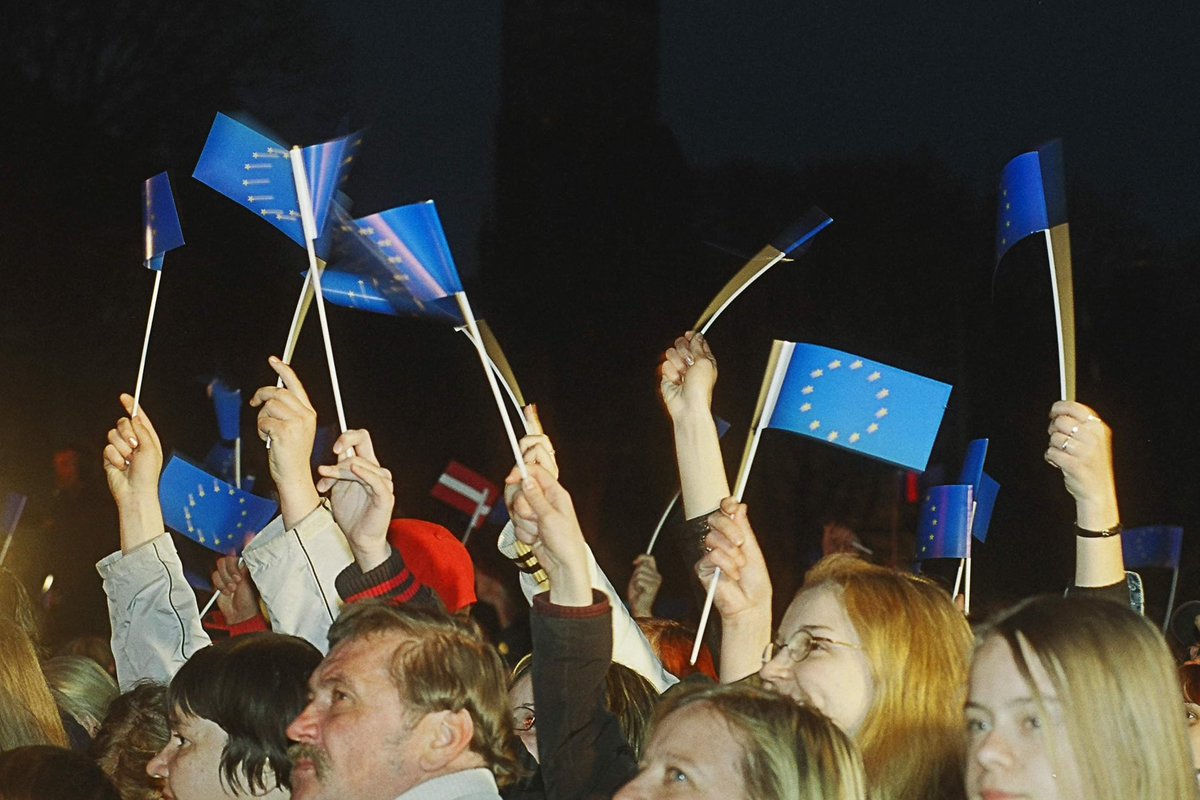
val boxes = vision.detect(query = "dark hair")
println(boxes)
[0,745,120,800]
[91,682,170,800]
[328,601,523,788]
[169,633,321,794]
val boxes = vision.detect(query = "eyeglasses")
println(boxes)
[511,704,536,733]
[762,629,863,665]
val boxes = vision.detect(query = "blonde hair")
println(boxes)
[650,682,868,800]
[0,619,67,751]
[978,595,1199,800]
[803,555,971,800]
[41,656,119,735]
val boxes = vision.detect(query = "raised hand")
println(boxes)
[1044,400,1118,530]
[658,331,718,421]
[249,357,319,527]
[102,394,166,553]
[504,463,591,606]
[627,554,662,618]
[315,428,394,571]
[211,556,261,625]
[504,424,560,541]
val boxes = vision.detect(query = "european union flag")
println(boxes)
[159,455,278,555]
[142,172,185,270]
[915,485,971,560]
[193,113,358,248]
[958,439,989,495]
[972,472,999,543]
[763,343,951,471]
[318,269,462,323]
[1122,525,1184,570]
[995,139,1068,264]
[210,379,240,442]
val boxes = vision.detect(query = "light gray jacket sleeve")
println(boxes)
[497,521,678,692]
[98,533,211,692]
[242,501,354,653]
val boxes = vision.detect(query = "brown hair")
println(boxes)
[648,682,867,800]
[0,745,120,799]
[803,555,971,800]
[328,601,522,788]
[634,617,718,681]
[90,682,170,800]
[0,618,68,751]
[979,596,1199,800]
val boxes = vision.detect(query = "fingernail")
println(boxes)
[128,437,138,448]
[684,353,694,365]
[522,477,536,492]
[269,355,279,363]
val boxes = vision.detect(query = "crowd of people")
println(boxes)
[1,332,1198,799]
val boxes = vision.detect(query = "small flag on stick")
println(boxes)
[159,455,278,556]
[996,139,1075,401]
[694,207,832,334]
[431,461,499,542]
[133,172,186,417]
[915,485,972,561]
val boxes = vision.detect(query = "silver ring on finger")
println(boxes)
[1060,437,1070,452]
[1070,424,1079,435]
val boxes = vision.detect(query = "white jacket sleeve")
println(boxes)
[497,522,678,692]
[98,533,211,692]
[242,501,354,653]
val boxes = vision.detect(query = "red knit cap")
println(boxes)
[386,519,477,613]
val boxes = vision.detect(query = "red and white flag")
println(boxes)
[431,461,499,520]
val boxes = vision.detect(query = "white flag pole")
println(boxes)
[952,559,965,600]
[234,436,242,490]
[456,327,525,423]
[698,252,789,336]
[691,341,793,665]
[455,292,528,480]
[645,491,680,556]
[462,496,488,546]
[0,496,28,568]
[290,148,353,454]
[131,270,163,417]
[1043,229,1069,401]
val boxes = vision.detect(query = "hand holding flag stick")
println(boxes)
[132,173,186,416]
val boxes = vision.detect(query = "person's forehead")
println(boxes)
[970,634,1059,703]
[781,584,853,636]
[316,631,410,685]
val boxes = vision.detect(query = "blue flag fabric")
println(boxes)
[193,113,357,248]
[317,269,462,323]
[770,207,835,255]
[915,485,971,560]
[714,415,732,439]
[958,439,989,495]
[995,139,1068,263]
[142,172,185,270]
[1122,525,1184,570]
[2,492,27,535]
[159,455,278,555]
[973,472,999,543]
[210,379,241,441]
[764,344,951,471]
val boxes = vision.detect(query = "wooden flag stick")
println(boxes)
[1043,227,1076,401]
[198,583,222,620]
[290,149,352,446]
[645,491,680,556]
[131,270,163,417]
[455,292,528,480]
[265,265,316,450]
[952,559,965,600]
[696,250,790,336]
[456,327,525,423]
[691,340,793,664]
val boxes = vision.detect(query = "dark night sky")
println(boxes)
[3,1,1199,639]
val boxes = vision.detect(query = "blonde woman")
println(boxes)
[0,619,68,752]
[966,595,1199,800]
[617,682,867,800]
[42,656,119,738]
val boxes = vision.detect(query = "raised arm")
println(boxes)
[98,395,209,689]
[659,332,730,517]
[1044,401,1125,590]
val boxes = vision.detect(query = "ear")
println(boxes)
[415,709,476,772]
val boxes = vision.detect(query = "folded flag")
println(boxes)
[694,207,833,333]
[915,485,972,560]
[431,461,498,519]
[714,414,732,439]
[1122,525,1184,571]
[995,139,1067,264]
[160,455,278,555]
[143,172,185,270]
[761,343,951,471]
[958,439,989,495]
[317,268,462,323]
[972,472,999,544]
[193,113,358,248]
[209,378,241,441]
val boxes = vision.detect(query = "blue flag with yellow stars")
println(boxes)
[159,455,278,555]
[1122,525,1184,570]
[764,344,951,471]
[193,113,358,248]
[317,268,463,323]
[142,172,185,271]
[995,139,1067,264]
[915,485,971,560]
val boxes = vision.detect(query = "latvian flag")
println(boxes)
[431,461,499,522]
